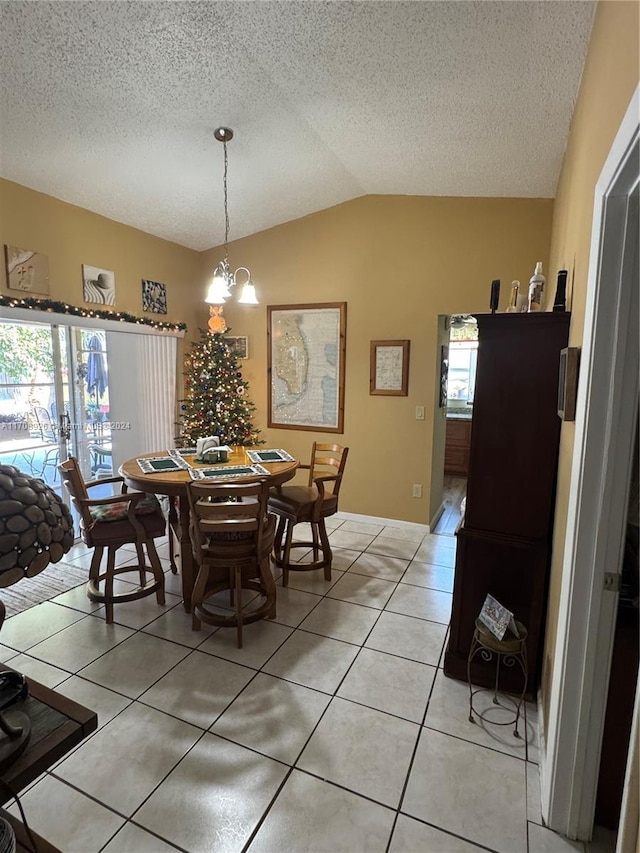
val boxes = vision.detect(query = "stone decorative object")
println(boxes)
[0,464,74,588]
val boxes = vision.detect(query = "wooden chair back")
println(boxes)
[58,457,91,525]
[187,479,271,563]
[307,443,349,499]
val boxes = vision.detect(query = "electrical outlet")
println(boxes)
[415,406,425,420]
[412,484,423,498]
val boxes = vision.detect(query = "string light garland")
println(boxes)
[0,294,187,333]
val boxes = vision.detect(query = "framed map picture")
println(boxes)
[267,302,346,433]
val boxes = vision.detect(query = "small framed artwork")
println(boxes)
[370,340,410,396]
[82,265,115,306]
[558,347,580,421]
[4,245,50,294]
[226,335,249,359]
[142,279,167,314]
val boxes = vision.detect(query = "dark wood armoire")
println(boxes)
[443,311,571,694]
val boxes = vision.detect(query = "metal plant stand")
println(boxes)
[467,618,528,738]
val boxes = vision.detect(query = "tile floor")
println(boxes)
[0,515,606,852]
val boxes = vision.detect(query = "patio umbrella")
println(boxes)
[85,334,108,399]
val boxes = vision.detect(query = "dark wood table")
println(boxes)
[0,671,98,804]
[120,447,298,612]
[0,669,98,851]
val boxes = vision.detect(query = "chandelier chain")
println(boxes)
[223,138,230,259]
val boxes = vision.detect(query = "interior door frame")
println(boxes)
[541,85,640,839]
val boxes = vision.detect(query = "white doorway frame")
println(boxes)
[541,85,640,840]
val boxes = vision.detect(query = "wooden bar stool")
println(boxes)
[187,479,277,648]
[268,443,348,587]
[58,458,166,623]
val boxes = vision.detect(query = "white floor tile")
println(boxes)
[78,631,190,698]
[329,529,377,550]
[348,551,409,582]
[263,629,360,693]
[55,702,202,816]
[403,728,527,853]
[270,585,322,627]
[366,536,420,560]
[212,672,330,764]
[27,615,134,671]
[385,583,452,624]
[424,669,529,760]
[7,775,124,853]
[142,604,217,647]
[338,647,436,723]
[365,610,448,666]
[389,814,488,852]
[300,597,380,645]
[1,601,85,651]
[198,619,293,670]
[401,560,455,592]
[55,674,132,730]
[327,572,397,609]
[248,769,395,853]
[102,821,181,852]
[140,649,255,729]
[381,525,426,542]
[8,653,70,687]
[340,520,385,535]
[413,538,456,567]
[134,733,289,853]
[280,567,345,595]
[298,696,419,808]
[51,583,102,613]
[529,822,585,852]
[527,761,544,826]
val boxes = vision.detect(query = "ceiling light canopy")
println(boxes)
[205,127,258,334]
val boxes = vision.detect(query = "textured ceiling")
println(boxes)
[0,1,596,251]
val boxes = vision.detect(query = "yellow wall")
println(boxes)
[209,194,553,522]
[0,178,202,333]
[0,181,554,525]
[542,0,640,725]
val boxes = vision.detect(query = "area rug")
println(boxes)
[1,562,88,619]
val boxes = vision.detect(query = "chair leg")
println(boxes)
[146,538,165,606]
[135,542,146,588]
[282,520,295,588]
[235,566,243,649]
[88,545,104,591]
[317,519,333,581]
[273,516,286,564]
[261,556,277,619]
[191,564,209,628]
[104,547,116,624]
[168,497,178,574]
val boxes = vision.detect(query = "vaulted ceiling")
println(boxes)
[0,1,596,250]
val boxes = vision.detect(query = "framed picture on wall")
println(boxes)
[226,335,249,359]
[267,302,346,432]
[141,279,168,314]
[370,340,410,396]
[4,245,50,294]
[82,265,116,305]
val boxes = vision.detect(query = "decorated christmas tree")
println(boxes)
[178,330,261,446]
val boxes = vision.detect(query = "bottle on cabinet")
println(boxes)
[506,280,520,313]
[528,262,546,312]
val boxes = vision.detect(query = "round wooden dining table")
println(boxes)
[119,447,298,612]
